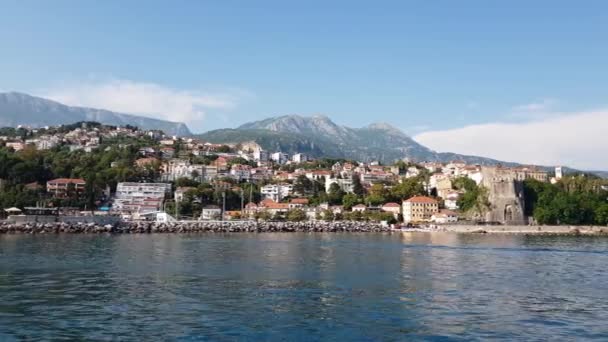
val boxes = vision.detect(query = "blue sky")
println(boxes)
[1,1,608,168]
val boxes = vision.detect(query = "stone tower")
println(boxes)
[481,167,526,224]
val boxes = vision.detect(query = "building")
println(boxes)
[431,210,459,224]
[200,205,222,220]
[381,202,401,219]
[270,152,289,164]
[230,164,252,182]
[161,159,205,182]
[555,166,563,180]
[352,204,367,212]
[113,182,172,214]
[253,149,269,162]
[46,178,86,198]
[289,198,309,209]
[175,187,196,202]
[402,196,439,223]
[292,153,309,163]
[444,191,461,210]
[325,177,354,193]
[260,183,293,202]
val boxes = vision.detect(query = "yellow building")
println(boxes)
[402,196,439,223]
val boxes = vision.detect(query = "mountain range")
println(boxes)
[0,92,191,136]
[0,92,596,174]
[199,114,514,165]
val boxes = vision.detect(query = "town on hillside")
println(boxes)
[1,122,607,226]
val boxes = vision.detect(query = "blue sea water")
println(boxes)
[1,233,607,341]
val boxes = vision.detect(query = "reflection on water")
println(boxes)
[1,233,608,340]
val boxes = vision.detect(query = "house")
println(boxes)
[289,198,309,209]
[175,187,196,202]
[352,204,367,212]
[431,210,459,224]
[135,157,159,168]
[6,142,25,151]
[46,178,86,198]
[244,202,259,218]
[444,191,461,210]
[381,202,401,219]
[260,200,289,215]
[200,205,222,220]
[162,159,205,181]
[160,147,175,158]
[402,196,439,223]
[230,164,252,182]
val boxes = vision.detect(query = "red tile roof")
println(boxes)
[47,178,86,185]
[382,202,400,208]
[403,196,438,204]
[290,198,309,204]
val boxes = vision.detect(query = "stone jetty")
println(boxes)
[0,220,391,234]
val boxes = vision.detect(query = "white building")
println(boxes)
[292,153,309,163]
[162,159,205,182]
[431,210,459,224]
[113,182,172,214]
[555,166,563,180]
[200,205,222,220]
[271,152,289,164]
[230,164,252,182]
[261,183,293,202]
[325,177,354,193]
[443,191,460,210]
[253,149,269,162]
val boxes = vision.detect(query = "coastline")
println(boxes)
[431,224,608,235]
[1,220,607,235]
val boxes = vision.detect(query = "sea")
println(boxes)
[1,233,607,341]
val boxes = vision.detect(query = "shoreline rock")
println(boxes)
[0,221,390,234]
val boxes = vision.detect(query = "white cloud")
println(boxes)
[414,109,608,170]
[40,78,245,131]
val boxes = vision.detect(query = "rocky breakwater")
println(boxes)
[0,221,390,234]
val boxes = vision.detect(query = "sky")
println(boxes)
[1,1,607,169]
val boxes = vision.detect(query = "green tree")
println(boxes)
[286,209,307,222]
[342,193,360,210]
[352,175,365,196]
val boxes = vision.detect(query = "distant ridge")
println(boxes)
[0,92,192,136]
[199,114,515,165]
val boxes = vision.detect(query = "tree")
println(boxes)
[595,204,608,226]
[293,175,314,196]
[365,183,388,205]
[327,182,345,205]
[322,209,335,221]
[287,209,307,222]
[342,193,360,210]
[391,177,425,201]
[352,175,365,196]
[255,210,271,221]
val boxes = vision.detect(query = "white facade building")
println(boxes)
[292,153,309,163]
[253,149,269,162]
[325,178,354,193]
[271,152,289,164]
[261,184,293,202]
[113,182,172,214]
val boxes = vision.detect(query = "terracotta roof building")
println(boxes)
[402,196,439,223]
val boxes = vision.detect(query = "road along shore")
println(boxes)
[433,225,608,235]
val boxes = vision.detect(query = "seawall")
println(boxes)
[0,221,390,234]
